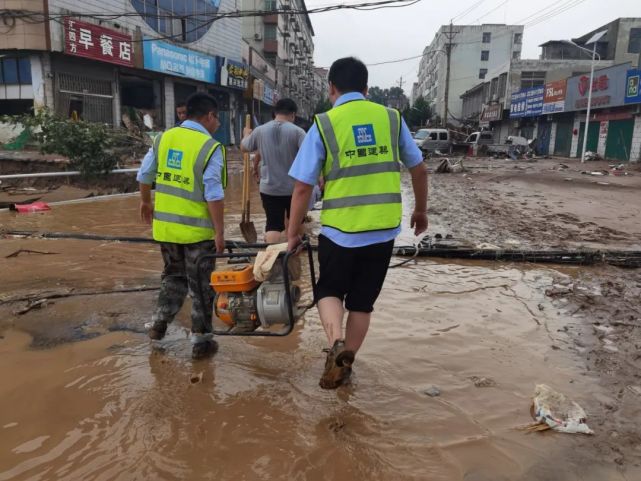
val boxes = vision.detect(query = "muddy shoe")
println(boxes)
[148,321,168,341]
[319,340,355,389]
[192,340,218,360]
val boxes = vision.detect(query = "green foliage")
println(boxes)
[314,97,332,114]
[367,86,409,109]
[402,96,433,129]
[2,109,116,178]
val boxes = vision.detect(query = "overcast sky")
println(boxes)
[307,0,640,91]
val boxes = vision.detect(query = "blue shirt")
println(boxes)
[136,120,225,201]
[289,92,423,247]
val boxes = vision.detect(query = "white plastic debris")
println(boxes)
[531,384,593,434]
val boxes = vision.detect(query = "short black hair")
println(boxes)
[274,98,298,115]
[186,93,218,119]
[176,101,186,108]
[328,57,368,94]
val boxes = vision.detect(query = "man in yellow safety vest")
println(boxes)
[287,57,428,388]
[137,92,227,360]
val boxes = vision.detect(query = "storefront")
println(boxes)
[213,58,249,145]
[509,85,544,140]
[142,38,219,129]
[565,63,632,160]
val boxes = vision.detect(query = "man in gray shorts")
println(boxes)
[241,98,306,243]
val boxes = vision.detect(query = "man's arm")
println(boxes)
[398,117,428,236]
[207,200,225,253]
[286,124,325,251]
[252,152,261,183]
[409,163,428,235]
[287,181,314,251]
[240,128,256,153]
[203,147,226,253]
[137,146,157,224]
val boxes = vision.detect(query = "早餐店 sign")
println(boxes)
[143,39,218,83]
[624,69,641,104]
[564,63,630,111]
[509,85,544,118]
[542,79,566,114]
[64,18,133,67]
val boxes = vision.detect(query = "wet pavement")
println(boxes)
[1,165,640,480]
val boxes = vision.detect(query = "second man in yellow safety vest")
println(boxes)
[137,92,227,360]
[287,57,428,388]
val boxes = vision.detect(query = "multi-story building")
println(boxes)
[0,0,248,144]
[242,0,317,120]
[459,17,641,161]
[415,23,523,123]
[313,67,329,110]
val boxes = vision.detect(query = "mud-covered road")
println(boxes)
[1,156,640,480]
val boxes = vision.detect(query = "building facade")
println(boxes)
[242,0,317,120]
[415,23,523,123]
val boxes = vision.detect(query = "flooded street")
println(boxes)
[1,165,640,480]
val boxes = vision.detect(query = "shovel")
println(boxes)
[240,115,258,243]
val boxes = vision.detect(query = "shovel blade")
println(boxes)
[240,221,258,243]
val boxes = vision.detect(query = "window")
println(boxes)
[514,33,522,44]
[482,32,491,43]
[481,50,489,61]
[498,72,507,98]
[479,68,488,79]
[0,57,31,85]
[429,132,438,140]
[521,71,546,89]
[490,77,498,98]
[512,51,520,60]
[629,28,641,54]
[131,0,219,43]
[439,132,448,141]
[265,0,278,10]
[264,24,277,40]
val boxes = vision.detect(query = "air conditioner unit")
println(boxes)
[254,33,262,40]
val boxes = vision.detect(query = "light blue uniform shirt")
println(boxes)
[136,120,225,201]
[289,92,423,247]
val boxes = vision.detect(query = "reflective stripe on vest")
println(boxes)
[153,211,213,229]
[322,192,402,210]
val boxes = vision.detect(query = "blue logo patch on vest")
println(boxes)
[352,125,376,147]
[167,149,183,169]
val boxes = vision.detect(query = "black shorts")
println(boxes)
[260,193,292,232]
[316,234,394,313]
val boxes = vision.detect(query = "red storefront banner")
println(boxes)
[64,17,133,67]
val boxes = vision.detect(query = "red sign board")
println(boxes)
[578,74,609,97]
[64,17,133,67]
[544,80,566,103]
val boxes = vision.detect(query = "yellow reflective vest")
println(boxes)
[152,126,227,244]
[316,100,402,233]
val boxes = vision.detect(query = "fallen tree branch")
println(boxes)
[5,249,60,258]
[1,285,160,306]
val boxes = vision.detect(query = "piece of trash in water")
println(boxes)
[9,202,51,213]
[476,243,501,250]
[190,372,204,384]
[524,384,593,435]
[470,376,496,388]
[423,386,441,397]
[596,181,610,186]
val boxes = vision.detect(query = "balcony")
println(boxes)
[264,39,278,54]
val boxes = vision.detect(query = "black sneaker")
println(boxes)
[148,321,168,341]
[319,340,355,389]
[192,340,219,360]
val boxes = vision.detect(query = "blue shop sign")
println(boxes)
[510,85,544,118]
[624,69,641,104]
[143,38,218,83]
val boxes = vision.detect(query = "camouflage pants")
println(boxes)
[152,241,216,334]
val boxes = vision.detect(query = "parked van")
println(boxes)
[413,128,451,154]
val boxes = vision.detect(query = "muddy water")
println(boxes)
[0,175,634,480]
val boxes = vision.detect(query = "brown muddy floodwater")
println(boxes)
[0,172,635,480]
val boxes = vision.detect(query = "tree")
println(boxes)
[367,86,387,105]
[314,97,332,114]
[402,96,432,129]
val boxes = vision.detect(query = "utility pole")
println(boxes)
[443,21,455,127]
